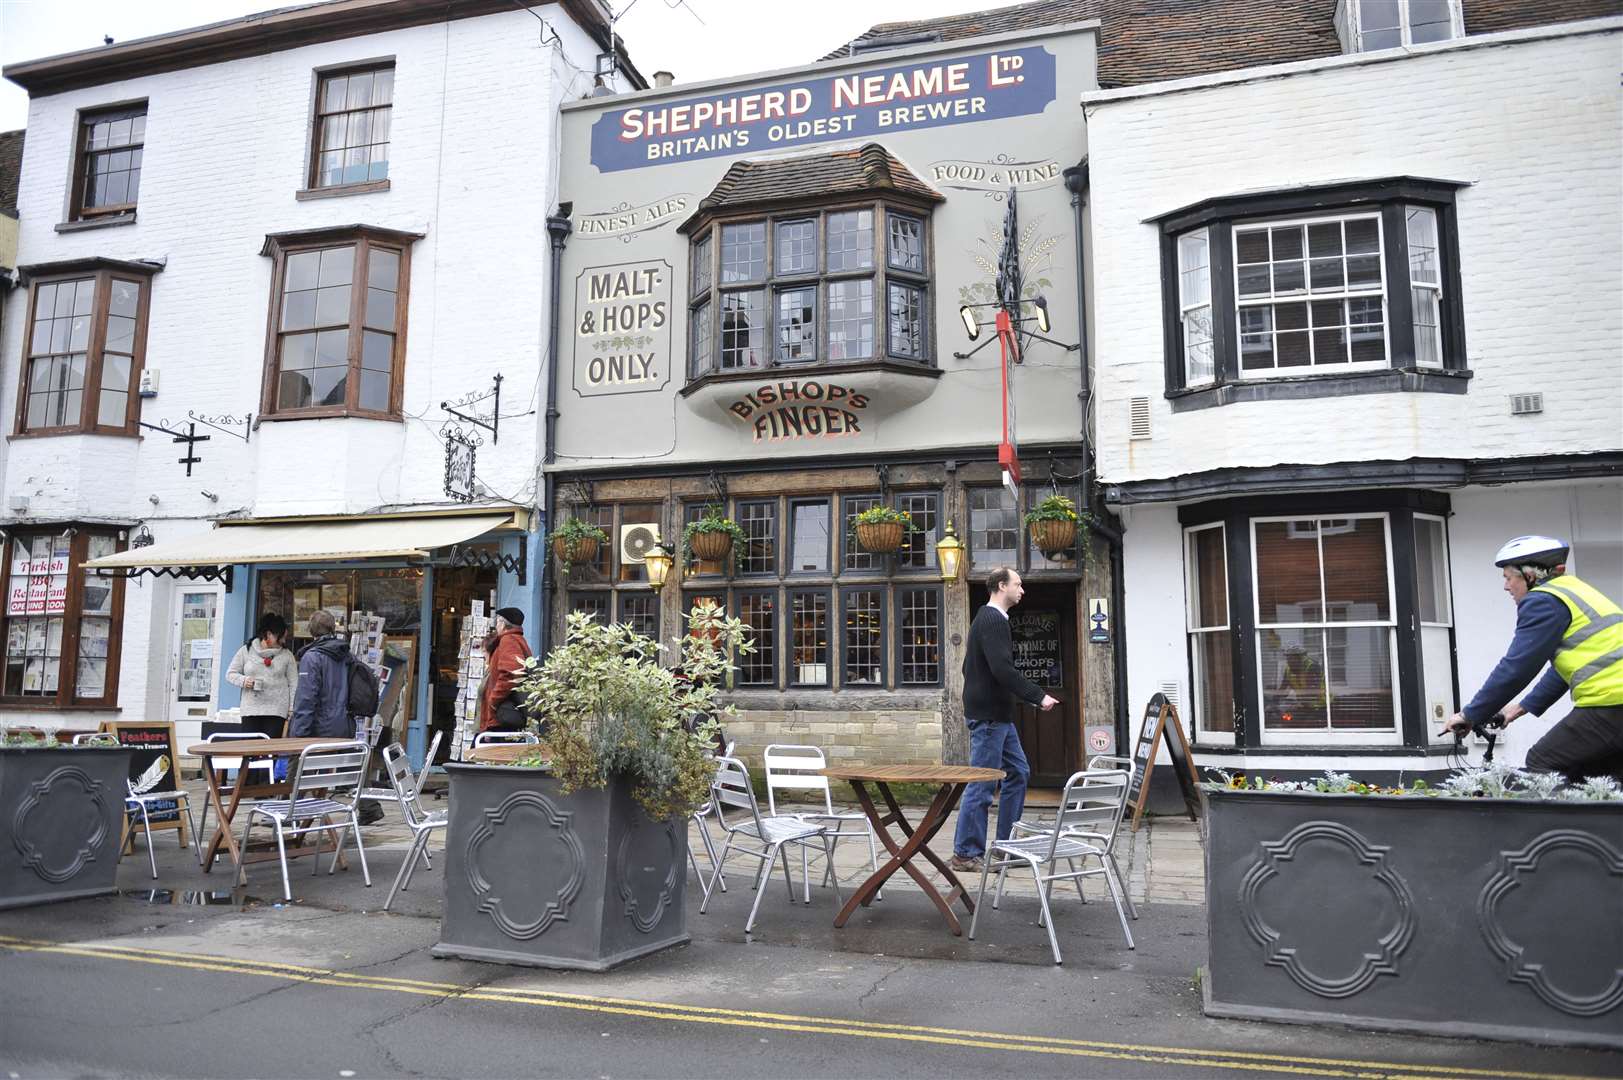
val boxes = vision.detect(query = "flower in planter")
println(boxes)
[1024,494,1088,559]
[548,517,611,576]
[1206,765,1623,801]
[511,603,755,821]
[680,506,748,573]
[849,505,917,554]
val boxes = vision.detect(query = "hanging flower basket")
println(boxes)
[1029,518,1077,557]
[854,521,905,554]
[551,535,600,566]
[688,530,734,562]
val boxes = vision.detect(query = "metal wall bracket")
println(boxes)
[120,565,233,589]
[449,541,527,587]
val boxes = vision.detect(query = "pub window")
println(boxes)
[310,64,394,190]
[16,268,152,436]
[842,494,882,572]
[788,499,831,574]
[721,290,766,370]
[735,590,777,686]
[841,586,885,687]
[788,589,831,687]
[1184,523,1234,737]
[569,592,609,623]
[895,491,939,571]
[71,104,145,220]
[261,227,414,419]
[2,529,125,707]
[617,593,659,640]
[737,499,777,575]
[565,504,613,582]
[777,287,816,363]
[692,233,712,296]
[887,282,927,361]
[969,486,1018,569]
[776,219,817,275]
[896,585,942,686]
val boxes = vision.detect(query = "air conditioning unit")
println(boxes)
[619,523,661,565]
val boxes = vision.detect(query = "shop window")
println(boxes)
[2,529,125,707]
[260,225,416,420]
[789,589,830,687]
[1184,523,1234,737]
[841,587,886,686]
[616,503,661,584]
[788,499,831,574]
[562,504,613,583]
[896,586,942,686]
[682,502,725,577]
[16,267,152,436]
[735,590,777,686]
[309,63,394,191]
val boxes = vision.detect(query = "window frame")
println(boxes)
[839,584,887,689]
[1341,0,1465,52]
[305,61,396,195]
[12,263,154,438]
[733,587,780,687]
[0,526,127,709]
[787,587,832,688]
[894,583,944,688]
[69,101,147,222]
[259,225,418,421]
[1183,522,1235,744]
[787,497,832,576]
[1158,179,1469,410]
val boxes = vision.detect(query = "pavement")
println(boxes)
[2,778,1620,1079]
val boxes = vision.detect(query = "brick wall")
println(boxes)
[725,709,945,771]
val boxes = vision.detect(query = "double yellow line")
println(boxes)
[0,934,1600,1080]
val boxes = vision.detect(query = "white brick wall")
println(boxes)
[1084,23,1623,486]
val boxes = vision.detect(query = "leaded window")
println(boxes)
[897,586,942,685]
[736,591,777,686]
[789,590,830,687]
[738,500,777,575]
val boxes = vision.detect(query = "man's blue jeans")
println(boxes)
[953,720,1030,860]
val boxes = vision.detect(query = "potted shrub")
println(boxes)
[681,505,746,568]
[0,730,134,910]
[851,505,914,554]
[549,517,609,571]
[1201,767,1623,1050]
[1025,493,1080,557]
[433,604,752,972]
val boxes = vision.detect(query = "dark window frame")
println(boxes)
[615,591,660,641]
[787,497,832,576]
[786,587,832,688]
[0,526,127,709]
[733,587,780,687]
[306,61,395,195]
[1158,178,1471,411]
[735,498,779,577]
[259,224,418,421]
[69,101,147,222]
[894,583,944,688]
[840,584,887,688]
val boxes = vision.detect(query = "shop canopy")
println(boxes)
[83,512,522,583]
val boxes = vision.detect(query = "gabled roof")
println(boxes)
[821,0,1622,88]
[0,129,23,217]
[683,143,941,231]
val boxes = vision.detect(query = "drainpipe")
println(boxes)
[537,207,573,659]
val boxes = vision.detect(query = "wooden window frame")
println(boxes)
[786,587,832,688]
[69,101,146,222]
[894,583,944,688]
[0,526,127,710]
[840,584,887,689]
[259,225,419,421]
[306,61,395,194]
[12,262,155,438]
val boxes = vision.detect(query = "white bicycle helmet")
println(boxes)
[1493,535,1569,570]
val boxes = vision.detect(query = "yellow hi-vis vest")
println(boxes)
[1531,574,1623,708]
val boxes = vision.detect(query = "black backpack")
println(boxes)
[347,657,381,718]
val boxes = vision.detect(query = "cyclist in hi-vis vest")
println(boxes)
[1444,535,1623,782]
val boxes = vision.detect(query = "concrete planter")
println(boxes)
[0,746,133,910]
[1202,788,1623,1049]
[433,763,689,971]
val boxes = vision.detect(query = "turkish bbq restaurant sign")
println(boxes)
[554,21,1099,469]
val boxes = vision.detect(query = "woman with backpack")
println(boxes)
[225,613,298,738]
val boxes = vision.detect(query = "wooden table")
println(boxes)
[189,738,343,874]
[820,765,1004,936]
[465,743,548,765]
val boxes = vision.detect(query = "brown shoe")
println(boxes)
[949,855,983,873]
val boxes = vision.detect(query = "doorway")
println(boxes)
[968,581,1081,788]
[167,584,224,729]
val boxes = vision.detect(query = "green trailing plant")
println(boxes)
[548,517,611,576]
[510,603,755,821]
[679,505,748,572]
[850,504,918,531]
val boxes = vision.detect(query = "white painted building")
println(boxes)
[1084,16,1623,778]
[0,0,640,761]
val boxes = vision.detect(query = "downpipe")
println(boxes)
[537,208,573,659]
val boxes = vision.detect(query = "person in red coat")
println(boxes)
[478,607,533,733]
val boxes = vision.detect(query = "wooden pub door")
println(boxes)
[968,583,1081,788]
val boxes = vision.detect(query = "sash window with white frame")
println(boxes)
[1184,523,1234,741]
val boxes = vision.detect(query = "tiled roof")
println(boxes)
[0,129,22,215]
[821,0,1621,88]
[686,143,942,226]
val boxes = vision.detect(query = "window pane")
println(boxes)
[1255,520,1322,624]
[97,388,128,428]
[1360,0,1402,30]
[618,593,659,641]
[1412,288,1441,367]
[682,503,725,577]
[1327,627,1395,728]
[1261,629,1329,730]
[361,330,393,372]
[368,247,400,290]
[1321,518,1390,621]
[568,592,609,623]
[720,290,765,369]
[365,287,396,330]
[109,279,140,318]
[1415,517,1451,624]
[738,500,776,575]
[970,486,1017,568]
[286,251,321,292]
[842,588,884,686]
[888,214,924,272]
[692,234,713,295]
[887,282,926,360]
[898,588,941,685]
[843,495,881,571]
[790,592,830,686]
[776,219,817,275]
[897,492,938,570]
[827,279,874,360]
[359,372,389,412]
[1186,526,1228,628]
[690,300,713,376]
[737,592,777,686]
[826,209,874,272]
[1192,632,1234,733]
[789,501,830,573]
[721,222,766,283]
[777,287,816,362]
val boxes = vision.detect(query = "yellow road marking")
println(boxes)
[0,934,1605,1080]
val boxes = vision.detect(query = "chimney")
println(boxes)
[653,70,675,88]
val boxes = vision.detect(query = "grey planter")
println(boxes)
[432,763,689,971]
[1201,788,1623,1050]
[1,746,133,910]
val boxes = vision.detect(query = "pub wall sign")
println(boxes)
[727,380,870,442]
[573,260,673,397]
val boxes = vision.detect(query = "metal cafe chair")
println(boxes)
[83,733,204,880]
[379,743,449,911]
[1002,753,1140,920]
[700,756,840,935]
[969,768,1135,964]
[764,743,882,903]
[360,730,448,819]
[687,741,736,906]
[237,740,372,902]
[194,731,276,852]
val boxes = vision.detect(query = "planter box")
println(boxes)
[1202,788,1623,1049]
[433,763,689,971]
[0,746,133,910]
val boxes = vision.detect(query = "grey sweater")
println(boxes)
[226,641,297,718]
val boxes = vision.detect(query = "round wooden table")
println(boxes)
[819,764,1004,936]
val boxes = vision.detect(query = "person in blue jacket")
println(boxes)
[289,609,355,740]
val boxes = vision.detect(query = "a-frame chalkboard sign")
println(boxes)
[1126,692,1202,831]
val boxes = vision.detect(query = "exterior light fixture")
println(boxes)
[959,305,980,341]
[1034,295,1051,333]
[643,542,675,589]
[935,521,966,583]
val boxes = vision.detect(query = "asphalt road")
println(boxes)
[3,861,1620,1080]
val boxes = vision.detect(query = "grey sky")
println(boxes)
[0,0,1009,131]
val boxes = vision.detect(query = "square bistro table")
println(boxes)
[819,764,1004,936]
[188,737,344,874]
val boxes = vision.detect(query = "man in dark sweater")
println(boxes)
[951,567,1058,872]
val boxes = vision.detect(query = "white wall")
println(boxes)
[1084,23,1623,486]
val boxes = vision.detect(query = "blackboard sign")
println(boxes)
[101,720,183,832]
[1123,693,1165,815]
[1009,609,1062,687]
[1126,695,1202,831]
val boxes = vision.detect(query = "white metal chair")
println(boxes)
[687,741,735,905]
[415,729,444,799]
[236,740,372,902]
[764,744,882,902]
[194,731,276,852]
[472,730,539,748]
[1003,754,1140,920]
[379,743,449,911]
[969,768,1135,964]
[94,734,203,880]
[700,756,840,934]
[360,729,448,819]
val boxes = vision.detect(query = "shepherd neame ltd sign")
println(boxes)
[591,46,1056,172]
